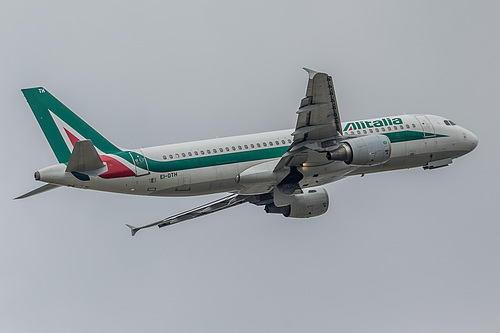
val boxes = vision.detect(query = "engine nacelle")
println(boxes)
[327,134,391,166]
[236,160,289,194]
[265,187,329,218]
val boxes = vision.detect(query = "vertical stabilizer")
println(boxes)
[22,87,121,163]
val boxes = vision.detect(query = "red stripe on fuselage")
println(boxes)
[62,129,134,179]
[99,155,135,179]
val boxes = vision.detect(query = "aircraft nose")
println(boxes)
[464,129,479,152]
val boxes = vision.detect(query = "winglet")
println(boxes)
[303,67,319,80]
[126,224,140,236]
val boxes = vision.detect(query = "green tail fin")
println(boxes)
[22,87,121,163]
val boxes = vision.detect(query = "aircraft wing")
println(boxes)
[274,68,343,171]
[126,193,253,235]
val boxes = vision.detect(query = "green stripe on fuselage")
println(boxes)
[114,130,448,174]
[384,130,448,143]
[116,146,290,173]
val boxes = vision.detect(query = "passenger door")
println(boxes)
[414,115,435,137]
[407,116,435,165]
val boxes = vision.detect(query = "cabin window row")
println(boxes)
[162,138,293,160]
[346,123,416,135]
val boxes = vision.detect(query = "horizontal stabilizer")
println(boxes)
[125,194,252,236]
[66,140,105,172]
[14,183,61,199]
[126,224,140,236]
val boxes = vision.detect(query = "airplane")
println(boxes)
[16,68,478,235]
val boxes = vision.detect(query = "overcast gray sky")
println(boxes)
[2,0,499,332]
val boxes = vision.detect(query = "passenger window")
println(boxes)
[406,124,410,129]
[394,126,398,130]
[288,139,292,144]
[357,130,361,134]
[281,140,285,144]
[182,153,186,157]
[387,127,391,131]
[263,142,267,147]
[188,152,192,156]
[257,143,261,148]
[375,128,379,132]
[175,153,180,158]
[412,124,416,128]
[238,145,242,150]
[194,151,198,156]
[201,150,205,155]
[244,144,248,149]
[206,150,210,154]
[381,128,386,132]
[213,149,217,153]
[163,155,167,160]
[219,148,223,152]
[225,147,229,151]
[169,154,173,159]
[232,146,236,151]
[250,144,255,148]
[363,130,367,134]
[400,125,404,129]
[269,142,273,146]
[369,129,373,133]
[275,140,279,145]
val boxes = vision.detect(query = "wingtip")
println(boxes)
[303,67,319,79]
[126,224,139,236]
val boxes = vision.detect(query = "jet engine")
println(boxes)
[327,134,391,166]
[265,187,329,218]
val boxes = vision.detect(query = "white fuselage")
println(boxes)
[36,114,478,197]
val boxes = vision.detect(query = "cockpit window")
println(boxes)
[444,120,450,125]
[449,120,457,125]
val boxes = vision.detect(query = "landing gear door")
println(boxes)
[414,115,436,137]
[129,151,150,176]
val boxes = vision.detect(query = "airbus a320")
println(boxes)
[16,68,478,235]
